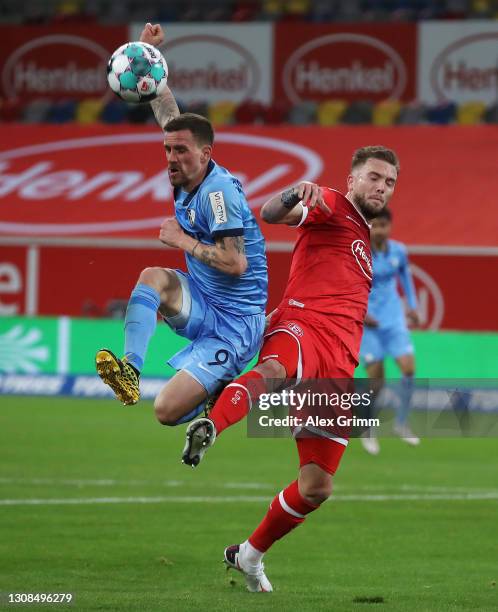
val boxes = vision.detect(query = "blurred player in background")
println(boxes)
[96,23,268,426]
[182,147,400,592]
[360,208,420,455]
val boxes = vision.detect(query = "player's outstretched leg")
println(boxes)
[95,349,140,405]
[224,440,344,592]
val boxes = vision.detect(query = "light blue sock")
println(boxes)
[396,375,414,426]
[124,283,160,372]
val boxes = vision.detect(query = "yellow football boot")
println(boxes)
[95,349,140,405]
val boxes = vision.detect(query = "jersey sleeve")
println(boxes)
[397,244,418,309]
[298,188,337,227]
[202,178,245,239]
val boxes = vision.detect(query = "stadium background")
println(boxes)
[1,3,498,610]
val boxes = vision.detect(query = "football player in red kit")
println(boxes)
[182,146,400,592]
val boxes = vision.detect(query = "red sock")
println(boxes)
[248,480,319,553]
[210,370,266,436]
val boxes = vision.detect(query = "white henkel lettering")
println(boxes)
[295,60,394,94]
[351,239,373,280]
[14,61,106,94]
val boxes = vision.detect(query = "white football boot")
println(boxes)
[224,543,273,593]
[360,430,380,455]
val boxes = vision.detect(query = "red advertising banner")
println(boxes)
[0,245,29,316]
[274,23,417,104]
[1,243,497,332]
[0,25,128,102]
[1,124,497,246]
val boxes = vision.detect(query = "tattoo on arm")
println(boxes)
[230,236,245,255]
[151,86,180,130]
[220,236,245,255]
[199,246,221,269]
[192,236,246,272]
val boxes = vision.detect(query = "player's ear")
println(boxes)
[347,173,354,191]
[201,144,212,162]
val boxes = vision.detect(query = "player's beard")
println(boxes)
[168,167,186,187]
[351,193,385,220]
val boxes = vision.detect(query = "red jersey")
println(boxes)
[277,188,372,360]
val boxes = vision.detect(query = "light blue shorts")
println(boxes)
[360,325,414,366]
[164,270,265,395]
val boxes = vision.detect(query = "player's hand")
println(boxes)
[364,314,379,328]
[295,182,331,215]
[139,22,165,47]
[406,309,420,328]
[159,217,185,248]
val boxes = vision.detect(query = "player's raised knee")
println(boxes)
[154,397,182,426]
[138,267,175,291]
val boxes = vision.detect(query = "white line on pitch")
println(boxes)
[1,478,498,495]
[1,492,498,507]
[0,477,274,489]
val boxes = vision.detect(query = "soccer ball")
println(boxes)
[107,42,168,104]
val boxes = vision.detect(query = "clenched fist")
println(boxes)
[139,22,165,47]
[159,217,186,249]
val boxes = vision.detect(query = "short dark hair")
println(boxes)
[351,146,400,173]
[373,207,392,222]
[165,112,214,146]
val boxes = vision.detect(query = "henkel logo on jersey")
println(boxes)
[129,23,272,104]
[351,240,373,280]
[0,26,127,101]
[409,264,444,331]
[0,127,322,237]
[276,24,416,104]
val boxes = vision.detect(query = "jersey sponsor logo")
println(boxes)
[209,191,228,224]
[187,209,196,226]
[351,239,373,280]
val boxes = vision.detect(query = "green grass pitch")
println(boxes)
[1,396,497,611]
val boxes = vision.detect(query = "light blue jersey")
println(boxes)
[165,159,267,397]
[174,160,267,315]
[360,240,417,364]
[367,240,417,329]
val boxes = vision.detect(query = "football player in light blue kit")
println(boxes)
[360,208,420,454]
[96,23,267,427]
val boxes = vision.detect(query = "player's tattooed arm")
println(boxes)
[150,86,180,130]
[139,23,180,130]
[260,181,330,226]
[194,235,247,276]
[159,218,246,275]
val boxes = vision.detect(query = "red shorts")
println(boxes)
[296,436,346,475]
[258,306,357,380]
[257,307,354,471]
